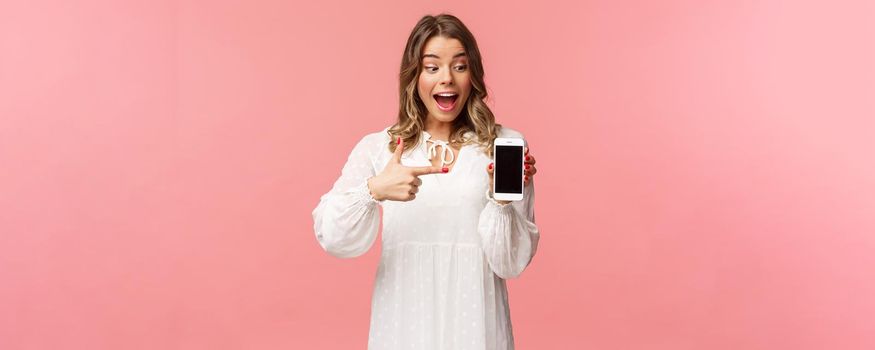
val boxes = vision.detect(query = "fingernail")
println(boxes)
[526,156,530,161]
[442,167,449,173]
[488,163,493,169]
[397,137,401,145]
[525,164,530,170]
[525,176,528,181]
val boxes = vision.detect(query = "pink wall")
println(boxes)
[2,0,874,349]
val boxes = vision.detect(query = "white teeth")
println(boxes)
[436,93,457,97]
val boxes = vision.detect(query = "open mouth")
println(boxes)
[433,92,458,112]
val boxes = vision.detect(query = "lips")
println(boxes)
[433,92,458,111]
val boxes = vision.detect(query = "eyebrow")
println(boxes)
[423,52,467,60]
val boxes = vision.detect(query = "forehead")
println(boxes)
[422,36,465,58]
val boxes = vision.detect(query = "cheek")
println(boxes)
[457,72,472,90]
[458,74,473,98]
[417,74,432,101]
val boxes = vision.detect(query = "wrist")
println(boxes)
[367,177,384,201]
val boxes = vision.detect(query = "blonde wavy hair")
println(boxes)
[386,13,502,157]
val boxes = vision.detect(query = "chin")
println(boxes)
[430,112,460,122]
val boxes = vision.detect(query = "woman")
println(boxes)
[312,13,540,350]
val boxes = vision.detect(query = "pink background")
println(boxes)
[2,0,874,349]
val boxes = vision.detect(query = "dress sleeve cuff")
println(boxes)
[484,187,512,208]
[349,178,384,205]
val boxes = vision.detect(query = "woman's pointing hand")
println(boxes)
[367,137,448,201]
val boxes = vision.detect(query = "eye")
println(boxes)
[454,65,468,72]
[424,66,438,73]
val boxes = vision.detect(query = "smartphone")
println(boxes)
[493,137,525,201]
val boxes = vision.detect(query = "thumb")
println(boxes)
[391,136,404,163]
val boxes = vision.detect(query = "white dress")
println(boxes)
[312,125,540,350]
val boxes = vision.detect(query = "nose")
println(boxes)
[439,68,454,85]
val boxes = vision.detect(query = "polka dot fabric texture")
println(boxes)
[312,126,540,350]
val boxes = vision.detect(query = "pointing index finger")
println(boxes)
[409,166,448,176]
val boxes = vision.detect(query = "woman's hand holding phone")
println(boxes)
[367,137,448,202]
[487,146,537,205]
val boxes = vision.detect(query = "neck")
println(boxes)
[424,117,453,141]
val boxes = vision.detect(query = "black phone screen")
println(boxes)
[495,145,524,194]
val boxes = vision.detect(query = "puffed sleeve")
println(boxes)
[477,165,540,279]
[312,134,385,258]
